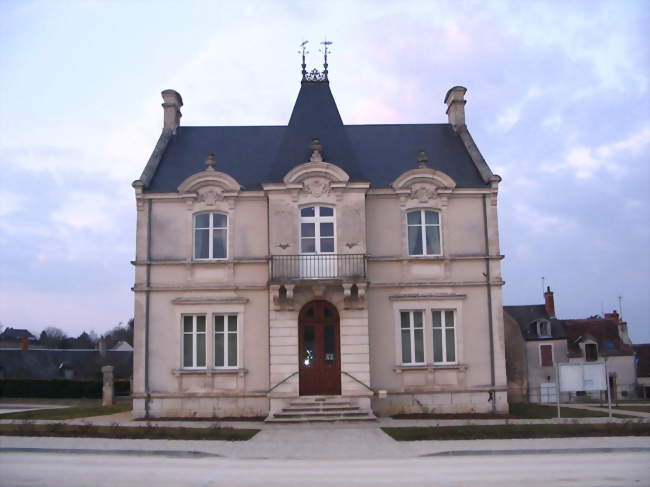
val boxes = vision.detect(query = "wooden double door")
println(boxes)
[298,300,341,395]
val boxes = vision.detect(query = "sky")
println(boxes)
[0,0,648,342]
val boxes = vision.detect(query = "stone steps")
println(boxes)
[266,395,377,423]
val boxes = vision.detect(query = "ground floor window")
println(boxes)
[214,314,238,368]
[540,343,553,367]
[400,311,424,364]
[182,315,206,368]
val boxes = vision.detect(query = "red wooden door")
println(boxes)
[299,300,341,395]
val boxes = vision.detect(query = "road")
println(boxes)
[1,450,648,487]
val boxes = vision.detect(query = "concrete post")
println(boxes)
[101,365,114,406]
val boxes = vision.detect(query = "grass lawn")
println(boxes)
[599,405,650,413]
[0,422,258,441]
[382,422,650,441]
[0,404,132,420]
[509,402,613,418]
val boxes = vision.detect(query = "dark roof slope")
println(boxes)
[563,319,633,357]
[503,305,565,340]
[0,328,35,341]
[145,82,490,192]
[634,344,650,377]
[0,349,132,380]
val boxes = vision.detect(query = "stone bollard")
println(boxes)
[101,365,114,406]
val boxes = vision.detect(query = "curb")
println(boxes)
[0,447,222,458]
[422,447,650,457]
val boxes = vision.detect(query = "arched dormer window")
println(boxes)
[530,319,551,338]
[406,209,441,256]
[194,212,227,260]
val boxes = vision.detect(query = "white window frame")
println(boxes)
[181,314,207,369]
[539,343,554,367]
[299,205,336,254]
[214,314,239,369]
[193,212,228,260]
[431,310,457,364]
[400,310,425,365]
[406,209,442,257]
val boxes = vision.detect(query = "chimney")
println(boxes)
[605,310,632,345]
[161,89,183,133]
[444,86,467,131]
[544,286,556,318]
[21,336,29,352]
[98,339,107,357]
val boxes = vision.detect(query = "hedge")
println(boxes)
[0,378,131,398]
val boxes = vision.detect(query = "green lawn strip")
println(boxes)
[509,402,610,419]
[0,423,258,441]
[0,404,132,420]
[598,406,650,413]
[382,423,650,441]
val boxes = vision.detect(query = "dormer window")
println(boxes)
[585,343,598,361]
[530,319,551,338]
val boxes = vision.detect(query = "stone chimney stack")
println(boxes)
[544,286,556,318]
[444,86,467,131]
[161,89,183,133]
[605,310,632,345]
[20,336,29,352]
[98,338,107,357]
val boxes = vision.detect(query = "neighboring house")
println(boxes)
[111,341,134,351]
[0,349,132,380]
[0,328,36,343]
[132,54,507,419]
[633,344,650,399]
[504,288,567,403]
[505,288,636,402]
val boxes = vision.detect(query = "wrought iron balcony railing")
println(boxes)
[271,254,366,281]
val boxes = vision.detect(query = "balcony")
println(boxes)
[270,254,366,281]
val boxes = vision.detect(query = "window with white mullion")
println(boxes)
[407,209,441,256]
[432,310,456,363]
[182,315,206,368]
[214,314,238,368]
[300,206,335,254]
[400,311,424,365]
[194,213,227,260]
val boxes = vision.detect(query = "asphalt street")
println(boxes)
[1,450,649,487]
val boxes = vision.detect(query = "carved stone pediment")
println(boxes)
[392,167,456,193]
[410,184,438,203]
[197,187,225,206]
[283,161,350,186]
[302,177,331,198]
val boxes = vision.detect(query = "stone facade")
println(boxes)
[131,75,508,418]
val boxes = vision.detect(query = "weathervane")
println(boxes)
[299,40,309,80]
[300,38,333,83]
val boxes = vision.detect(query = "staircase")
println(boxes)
[265,396,376,423]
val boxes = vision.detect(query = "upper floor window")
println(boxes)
[300,206,335,254]
[540,343,553,366]
[407,210,441,256]
[194,213,227,260]
[585,343,598,361]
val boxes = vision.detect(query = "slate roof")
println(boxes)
[0,349,132,380]
[0,328,36,341]
[503,305,566,340]
[563,319,634,358]
[144,81,491,192]
[633,344,650,377]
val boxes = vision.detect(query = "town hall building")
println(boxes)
[131,47,507,419]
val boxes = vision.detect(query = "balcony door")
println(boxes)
[299,205,337,278]
[299,300,341,395]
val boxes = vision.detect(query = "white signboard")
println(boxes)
[559,363,607,392]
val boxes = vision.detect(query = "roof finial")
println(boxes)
[299,40,309,81]
[320,38,332,80]
[205,152,216,171]
[416,149,429,168]
[309,137,323,162]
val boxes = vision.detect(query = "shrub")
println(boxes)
[0,378,130,398]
